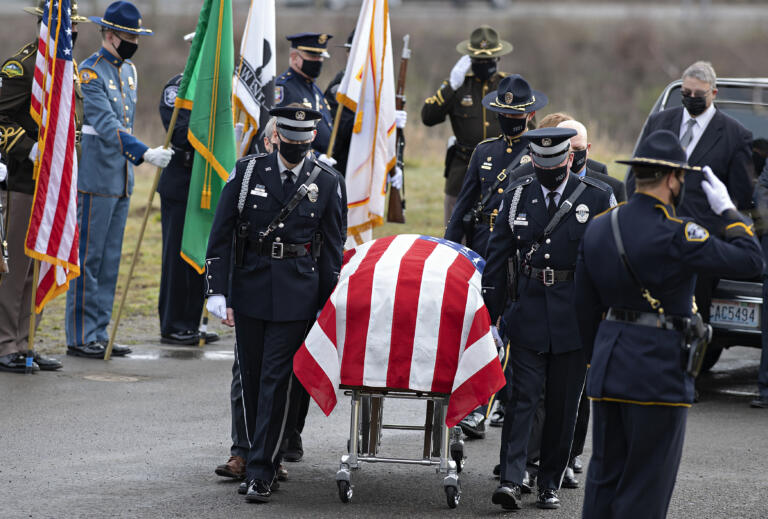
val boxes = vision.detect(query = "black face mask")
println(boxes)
[571,149,587,173]
[300,59,323,79]
[671,173,686,208]
[278,137,311,164]
[681,94,707,117]
[498,115,527,137]
[113,36,138,60]
[71,31,78,47]
[534,164,569,191]
[471,60,497,81]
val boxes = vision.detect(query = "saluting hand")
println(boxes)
[701,166,736,215]
[449,55,472,90]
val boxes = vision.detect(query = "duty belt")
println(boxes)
[605,308,686,331]
[521,265,574,286]
[170,146,195,168]
[251,240,311,259]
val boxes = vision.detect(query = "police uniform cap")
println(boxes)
[24,0,90,23]
[527,127,577,168]
[482,74,548,115]
[616,129,701,177]
[269,106,322,141]
[339,29,355,49]
[88,1,153,35]
[287,32,333,58]
[456,25,513,58]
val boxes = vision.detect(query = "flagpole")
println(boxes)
[26,260,40,374]
[325,104,344,159]
[105,105,181,360]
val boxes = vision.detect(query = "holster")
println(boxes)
[311,232,323,261]
[507,252,520,302]
[234,219,250,267]
[683,312,712,377]
[444,144,457,179]
[461,209,478,242]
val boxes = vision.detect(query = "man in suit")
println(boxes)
[626,61,755,325]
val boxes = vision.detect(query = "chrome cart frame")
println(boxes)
[335,387,465,508]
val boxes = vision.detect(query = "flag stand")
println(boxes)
[105,105,181,360]
[25,260,40,374]
[197,308,209,347]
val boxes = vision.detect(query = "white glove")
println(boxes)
[491,325,504,350]
[701,165,735,215]
[394,110,407,129]
[388,166,403,190]
[446,135,456,150]
[449,55,472,90]
[28,142,39,163]
[143,146,174,168]
[234,122,244,144]
[317,153,337,167]
[0,160,6,183]
[206,295,227,320]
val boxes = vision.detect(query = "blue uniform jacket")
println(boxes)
[205,152,345,321]
[275,68,333,154]
[445,134,531,256]
[78,48,147,197]
[575,193,763,405]
[482,173,612,354]
[157,73,193,203]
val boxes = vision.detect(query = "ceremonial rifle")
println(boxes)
[387,34,410,224]
[0,187,8,274]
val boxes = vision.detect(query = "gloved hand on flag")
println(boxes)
[318,154,337,167]
[234,122,244,145]
[449,55,472,90]
[388,166,403,190]
[0,160,6,183]
[491,325,504,350]
[28,142,39,163]
[395,110,407,129]
[143,146,174,168]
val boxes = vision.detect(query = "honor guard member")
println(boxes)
[0,1,89,373]
[445,74,544,257]
[483,128,612,511]
[65,1,173,358]
[576,130,762,519]
[205,106,344,503]
[275,33,334,154]
[156,34,219,346]
[421,25,513,225]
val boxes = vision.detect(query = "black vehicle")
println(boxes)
[631,78,768,371]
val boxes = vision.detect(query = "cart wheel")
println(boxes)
[450,445,464,474]
[338,480,353,503]
[445,485,460,509]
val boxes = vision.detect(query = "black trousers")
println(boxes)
[500,346,586,490]
[229,346,249,459]
[234,314,309,481]
[158,195,204,335]
[583,401,687,519]
[570,383,590,461]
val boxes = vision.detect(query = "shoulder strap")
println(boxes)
[610,207,663,312]
[259,161,324,240]
[237,157,257,215]
[523,181,587,262]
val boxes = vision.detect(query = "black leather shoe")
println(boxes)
[238,481,247,495]
[459,411,486,439]
[96,340,131,356]
[489,400,504,427]
[161,330,198,345]
[245,479,272,503]
[32,351,62,371]
[537,488,561,509]
[276,464,288,481]
[751,397,768,408]
[493,464,500,478]
[521,471,535,494]
[562,466,579,488]
[67,342,106,358]
[572,456,583,473]
[202,331,220,344]
[492,482,522,510]
[0,353,39,373]
[281,433,303,462]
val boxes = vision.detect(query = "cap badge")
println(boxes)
[504,92,514,104]
[575,204,590,224]
[480,39,488,49]
[542,138,552,146]
[318,34,328,44]
[296,111,306,121]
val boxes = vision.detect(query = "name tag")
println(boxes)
[251,186,267,197]
[513,219,529,226]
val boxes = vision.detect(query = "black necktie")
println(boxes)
[282,172,294,198]
[547,192,558,220]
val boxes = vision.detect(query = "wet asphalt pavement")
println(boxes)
[1,344,767,518]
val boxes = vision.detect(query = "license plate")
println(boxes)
[710,299,760,328]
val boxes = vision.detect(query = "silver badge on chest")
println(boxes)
[575,203,590,223]
[307,183,319,203]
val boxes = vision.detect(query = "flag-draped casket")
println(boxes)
[294,235,506,427]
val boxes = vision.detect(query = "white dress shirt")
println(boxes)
[277,153,305,183]
[680,102,716,159]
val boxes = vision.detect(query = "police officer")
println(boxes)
[64,1,172,358]
[483,128,613,511]
[156,34,219,346]
[576,130,762,518]
[0,1,89,373]
[275,33,334,155]
[205,106,344,503]
[422,25,513,225]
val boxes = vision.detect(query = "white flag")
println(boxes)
[336,0,397,247]
[232,0,276,156]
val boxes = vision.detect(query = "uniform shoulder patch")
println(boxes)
[684,221,709,242]
[274,85,284,105]
[1,61,24,79]
[79,68,98,84]
[163,84,178,107]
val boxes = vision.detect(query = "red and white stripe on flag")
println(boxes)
[294,235,506,427]
[25,0,80,312]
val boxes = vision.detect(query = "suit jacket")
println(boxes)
[585,164,627,203]
[587,158,608,175]
[626,106,755,236]
[205,152,345,321]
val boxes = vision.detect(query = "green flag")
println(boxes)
[175,0,235,273]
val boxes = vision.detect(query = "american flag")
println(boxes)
[293,235,506,427]
[25,0,80,311]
